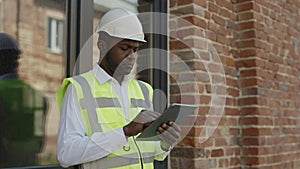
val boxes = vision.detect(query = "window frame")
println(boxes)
[47,17,64,54]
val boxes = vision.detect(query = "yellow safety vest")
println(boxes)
[56,71,156,169]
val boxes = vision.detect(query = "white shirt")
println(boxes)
[57,64,167,167]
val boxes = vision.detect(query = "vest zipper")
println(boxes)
[133,136,144,169]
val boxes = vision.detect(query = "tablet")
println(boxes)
[136,103,197,141]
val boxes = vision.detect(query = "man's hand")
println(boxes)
[123,110,160,137]
[157,121,181,151]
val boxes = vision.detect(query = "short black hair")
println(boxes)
[0,49,21,75]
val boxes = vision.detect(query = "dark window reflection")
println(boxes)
[0,0,66,167]
[0,33,48,168]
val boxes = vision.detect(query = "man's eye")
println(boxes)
[121,47,128,51]
[133,48,138,53]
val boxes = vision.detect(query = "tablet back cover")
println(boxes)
[136,103,197,141]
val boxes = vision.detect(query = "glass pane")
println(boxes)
[0,0,66,167]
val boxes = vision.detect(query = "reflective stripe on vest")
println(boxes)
[82,152,154,169]
[69,71,155,169]
[73,76,102,133]
[134,81,152,110]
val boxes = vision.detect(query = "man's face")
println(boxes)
[105,39,139,76]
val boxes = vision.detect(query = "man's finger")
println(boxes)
[168,122,181,133]
[158,130,177,145]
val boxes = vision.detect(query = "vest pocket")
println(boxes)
[96,108,126,132]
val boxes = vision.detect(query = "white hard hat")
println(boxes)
[95,8,146,43]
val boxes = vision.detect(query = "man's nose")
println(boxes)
[127,49,136,57]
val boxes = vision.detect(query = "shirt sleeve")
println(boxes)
[56,84,127,167]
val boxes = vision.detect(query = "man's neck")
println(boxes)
[98,62,124,85]
[114,75,124,85]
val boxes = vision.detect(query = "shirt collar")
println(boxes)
[92,64,133,84]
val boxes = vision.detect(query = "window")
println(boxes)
[0,0,66,168]
[48,17,63,53]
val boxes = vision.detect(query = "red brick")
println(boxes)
[240,69,257,77]
[226,97,238,107]
[226,76,238,87]
[178,136,197,147]
[238,11,254,20]
[219,8,231,18]
[169,40,190,50]
[239,77,262,88]
[238,30,256,39]
[182,16,207,29]
[240,116,258,125]
[236,58,256,68]
[242,127,259,136]
[216,0,234,10]
[211,149,224,157]
[241,87,258,95]
[238,137,259,146]
[218,158,229,167]
[175,27,204,39]
[199,137,214,147]
[208,21,219,34]
[175,7,204,19]
[185,126,203,136]
[217,34,230,44]
[169,0,176,8]
[229,127,240,135]
[171,147,205,158]
[225,107,239,115]
[170,158,179,169]
[237,21,255,30]
[243,147,259,155]
[236,1,254,12]
[237,39,255,48]
[204,10,211,19]
[208,1,219,13]
[215,137,228,147]
[177,158,195,169]
[180,95,199,104]
[241,157,260,165]
[230,157,240,166]
[212,13,226,26]
[177,0,207,8]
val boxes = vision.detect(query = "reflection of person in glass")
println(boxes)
[56,8,180,169]
[0,33,48,167]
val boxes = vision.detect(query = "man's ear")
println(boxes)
[97,40,107,52]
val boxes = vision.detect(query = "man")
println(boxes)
[56,8,180,169]
[0,33,48,167]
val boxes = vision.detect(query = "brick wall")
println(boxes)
[236,0,300,168]
[169,0,300,169]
